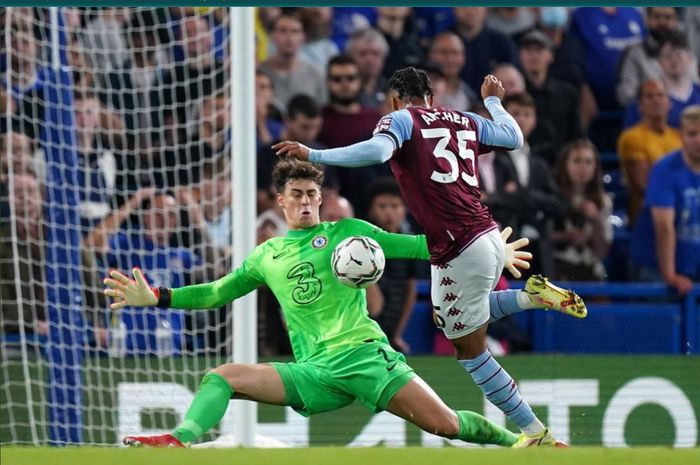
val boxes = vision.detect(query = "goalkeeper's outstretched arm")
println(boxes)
[104,262,264,310]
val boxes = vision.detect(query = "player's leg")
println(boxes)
[336,340,517,447]
[451,329,549,439]
[173,363,287,444]
[432,230,553,441]
[487,275,588,322]
[124,363,286,447]
[386,375,518,447]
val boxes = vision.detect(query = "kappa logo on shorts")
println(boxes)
[446,307,463,317]
[443,293,459,302]
[440,277,456,286]
[311,236,328,249]
[435,263,452,270]
[453,322,467,332]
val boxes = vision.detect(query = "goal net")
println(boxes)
[0,6,245,445]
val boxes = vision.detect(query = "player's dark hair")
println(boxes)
[387,67,434,101]
[272,159,325,194]
[503,92,536,110]
[367,177,402,203]
[287,94,320,120]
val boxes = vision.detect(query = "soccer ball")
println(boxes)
[331,236,385,289]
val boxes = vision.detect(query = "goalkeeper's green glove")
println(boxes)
[103,268,170,310]
[500,227,532,279]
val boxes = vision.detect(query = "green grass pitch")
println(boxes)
[2,447,699,465]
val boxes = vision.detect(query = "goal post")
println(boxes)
[230,6,257,448]
[1,6,253,446]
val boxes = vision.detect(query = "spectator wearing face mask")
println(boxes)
[617,7,697,107]
[624,31,700,130]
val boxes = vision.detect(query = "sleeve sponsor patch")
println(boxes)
[373,115,392,135]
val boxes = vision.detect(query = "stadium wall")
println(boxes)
[1,355,698,447]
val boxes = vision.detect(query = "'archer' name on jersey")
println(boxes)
[420,110,472,128]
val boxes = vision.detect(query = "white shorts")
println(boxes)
[431,228,504,339]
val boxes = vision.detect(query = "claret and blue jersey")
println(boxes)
[309,97,523,263]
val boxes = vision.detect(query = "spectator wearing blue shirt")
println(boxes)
[623,31,700,129]
[1,13,52,141]
[414,7,454,43]
[86,191,200,354]
[630,105,700,295]
[86,190,200,288]
[330,7,376,50]
[256,69,285,151]
[569,7,644,110]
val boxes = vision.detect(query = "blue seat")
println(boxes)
[402,301,435,355]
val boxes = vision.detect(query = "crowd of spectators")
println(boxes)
[1,7,699,357]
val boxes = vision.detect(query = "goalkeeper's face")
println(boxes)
[277,179,322,230]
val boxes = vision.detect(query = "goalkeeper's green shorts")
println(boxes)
[270,340,415,416]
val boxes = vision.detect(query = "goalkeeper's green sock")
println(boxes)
[171,372,233,445]
[452,410,519,447]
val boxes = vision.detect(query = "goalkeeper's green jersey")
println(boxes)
[170,218,429,362]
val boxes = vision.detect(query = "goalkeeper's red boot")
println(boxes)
[123,433,186,448]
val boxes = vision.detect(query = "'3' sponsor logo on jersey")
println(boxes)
[287,262,322,305]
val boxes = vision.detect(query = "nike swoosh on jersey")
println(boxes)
[273,251,288,260]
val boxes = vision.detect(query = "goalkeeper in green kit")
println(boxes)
[105,160,534,448]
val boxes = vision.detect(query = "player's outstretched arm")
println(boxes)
[271,140,311,161]
[475,75,524,150]
[104,261,265,310]
[274,135,394,168]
